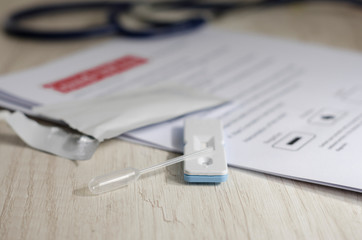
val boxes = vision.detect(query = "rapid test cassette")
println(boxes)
[183,118,228,183]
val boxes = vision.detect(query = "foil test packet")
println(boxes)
[33,84,228,141]
[5,85,227,160]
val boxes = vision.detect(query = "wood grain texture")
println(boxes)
[0,1,362,239]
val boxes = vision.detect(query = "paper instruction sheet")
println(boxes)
[1,28,362,192]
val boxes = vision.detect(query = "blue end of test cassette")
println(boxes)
[184,174,228,183]
[183,118,228,183]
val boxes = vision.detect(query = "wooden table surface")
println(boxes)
[1,1,362,239]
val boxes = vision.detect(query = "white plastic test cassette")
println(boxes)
[183,118,228,183]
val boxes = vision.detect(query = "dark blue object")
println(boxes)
[3,1,208,40]
[3,0,361,40]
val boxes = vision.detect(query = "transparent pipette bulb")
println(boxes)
[88,148,212,194]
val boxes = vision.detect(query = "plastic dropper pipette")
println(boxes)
[88,148,212,194]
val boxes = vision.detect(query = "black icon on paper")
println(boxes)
[273,132,315,151]
[308,109,346,126]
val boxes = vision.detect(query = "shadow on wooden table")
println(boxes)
[73,185,97,197]
[0,132,26,148]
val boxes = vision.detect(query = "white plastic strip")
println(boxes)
[183,118,228,177]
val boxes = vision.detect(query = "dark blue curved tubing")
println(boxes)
[3,1,206,40]
[4,2,131,40]
[109,12,207,38]
[5,0,361,40]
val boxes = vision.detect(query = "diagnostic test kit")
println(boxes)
[183,118,228,183]
[88,118,228,194]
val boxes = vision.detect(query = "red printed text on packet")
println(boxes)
[43,55,148,93]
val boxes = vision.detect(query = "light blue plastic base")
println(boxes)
[184,174,228,183]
